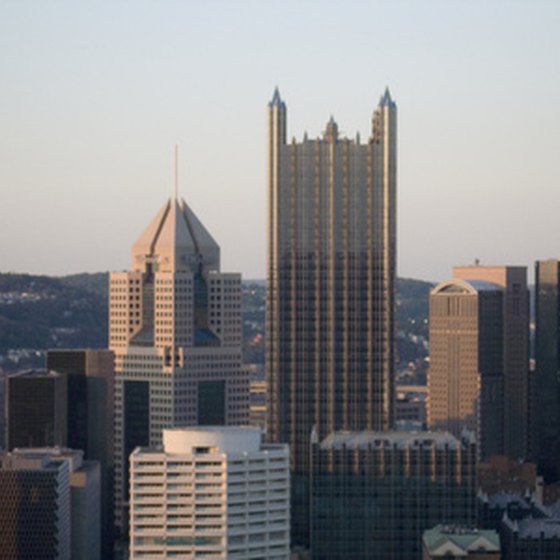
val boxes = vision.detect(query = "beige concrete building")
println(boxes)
[110,194,249,529]
[428,266,529,461]
[129,427,290,559]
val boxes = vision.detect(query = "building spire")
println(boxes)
[379,86,395,108]
[173,144,179,201]
[270,86,284,107]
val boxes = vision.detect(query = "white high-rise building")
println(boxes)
[110,186,249,528]
[130,427,290,559]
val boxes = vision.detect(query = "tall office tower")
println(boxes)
[266,88,397,543]
[6,370,68,449]
[110,194,249,529]
[454,266,529,460]
[310,431,477,560]
[428,278,504,459]
[46,349,114,558]
[130,427,290,559]
[534,260,560,481]
[46,350,114,465]
[0,448,101,560]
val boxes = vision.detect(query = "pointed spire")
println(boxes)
[271,86,282,106]
[324,115,338,141]
[379,86,396,108]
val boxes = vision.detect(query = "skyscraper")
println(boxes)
[110,190,249,529]
[266,88,397,543]
[428,278,504,459]
[6,370,68,449]
[428,266,529,461]
[454,265,529,460]
[534,259,560,481]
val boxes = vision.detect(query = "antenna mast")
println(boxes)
[173,144,179,200]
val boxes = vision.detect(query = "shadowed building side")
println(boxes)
[534,259,560,482]
[454,265,529,461]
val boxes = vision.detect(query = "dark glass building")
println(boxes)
[310,431,477,560]
[45,349,114,557]
[534,259,560,482]
[6,370,67,449]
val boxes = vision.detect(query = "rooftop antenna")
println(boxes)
[173,144,179,201]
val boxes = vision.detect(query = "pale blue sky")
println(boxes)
[1,1,559,281]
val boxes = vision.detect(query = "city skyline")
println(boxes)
[109,191,249,529]
[1,1,559,282]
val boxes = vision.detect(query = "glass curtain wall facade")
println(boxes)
[266,88,397,544]
[535,259,560,481]
[310,431,477,560]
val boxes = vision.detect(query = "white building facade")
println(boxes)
[130,427,290,559]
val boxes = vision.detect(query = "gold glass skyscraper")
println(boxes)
[266,88,397,543]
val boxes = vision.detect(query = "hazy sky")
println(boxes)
[1,1,559,281]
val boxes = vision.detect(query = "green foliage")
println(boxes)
[0,273,432,370]
[0,273,108,354]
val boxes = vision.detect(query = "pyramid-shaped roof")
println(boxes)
[131,198,220,273]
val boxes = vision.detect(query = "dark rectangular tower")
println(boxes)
[6,370,68,449]
[534,259,560,481]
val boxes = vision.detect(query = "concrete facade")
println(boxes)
[428,266,529,461]
[129,427,290,559]
[428,278,504,459]
[110,196,249,529]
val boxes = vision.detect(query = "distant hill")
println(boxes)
[58,272,109,299]
[0,273,108,357]
[0,272,432,373]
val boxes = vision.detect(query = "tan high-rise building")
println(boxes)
[266,88,397,544]
[428,278,504,459]
[110,194,249,529]
[428,266,529,460]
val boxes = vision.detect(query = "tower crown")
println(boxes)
[379,86,396,108]
[131,198,220,274]
[269,86,285,108]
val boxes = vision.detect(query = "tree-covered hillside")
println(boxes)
[0,273,432,375]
